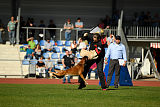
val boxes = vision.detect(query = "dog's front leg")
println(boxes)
[79,74,88,85]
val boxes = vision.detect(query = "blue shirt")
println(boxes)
[26,48,34,56]
[75,22,83,30]
[105,42,127,61]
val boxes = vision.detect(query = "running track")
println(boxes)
[0,78,160,87]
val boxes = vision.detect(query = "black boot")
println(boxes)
[78,84,86,89]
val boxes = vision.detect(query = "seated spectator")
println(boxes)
[36,56,46,78]
[24,45,34,59]
[77,37,87,52]
[71,40,77,55]
[45,57,54,78]
[87,63,98,79]
[43,38,56,53]
[62,50,72,83]
[34,44,43,60]
[27,37,36,50]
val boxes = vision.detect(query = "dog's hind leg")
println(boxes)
[79,74,88,85]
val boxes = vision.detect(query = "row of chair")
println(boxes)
[22,52,82,65]
[22,59,62,70]
[33,40,72,46]
[20,46,70,53]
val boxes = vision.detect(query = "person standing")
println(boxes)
[105,35,127,88]
[78,33,107,90]
[48,20,56,41]
[0,21,4,43]
[62,50,72,83]
[7,16,18,46]
[75,17,83,38]
[64,19,74,41]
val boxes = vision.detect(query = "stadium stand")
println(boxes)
[54,47,61,53]
[33,40,38,45]
[65,41,71,46]
[51,53,59,59]
[56,40,63,46]
[40,40,46,46]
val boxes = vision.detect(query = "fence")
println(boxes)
[124,26,160,38]
[0,58,145,80]
[22,26,118,41]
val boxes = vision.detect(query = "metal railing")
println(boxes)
[22,26,118,41]
[0,58,156,80]
[124,26,160,38]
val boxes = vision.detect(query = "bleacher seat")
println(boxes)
[60,53,65,59]
[54,47,61,53]
[54,66,61,70]
[33,40,38,45]
[56,40,63,46]
[65,41,71,46]
[30,59,38,65]
[50,40,55,46]
[43,53,49,59]
[62,47,69,53]
[22,59,29,65]
[40,40,46,46]
[51,53,59,59]
[23,44,28,46]
[20,46,25,52]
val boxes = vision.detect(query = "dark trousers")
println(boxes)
[78,56,107,89]
[107,59,120,87]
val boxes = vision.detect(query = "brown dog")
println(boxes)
[51,56,88,84]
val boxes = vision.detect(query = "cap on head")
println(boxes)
[115,35,121,41]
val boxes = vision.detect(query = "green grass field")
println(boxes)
[0,84,160,107]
